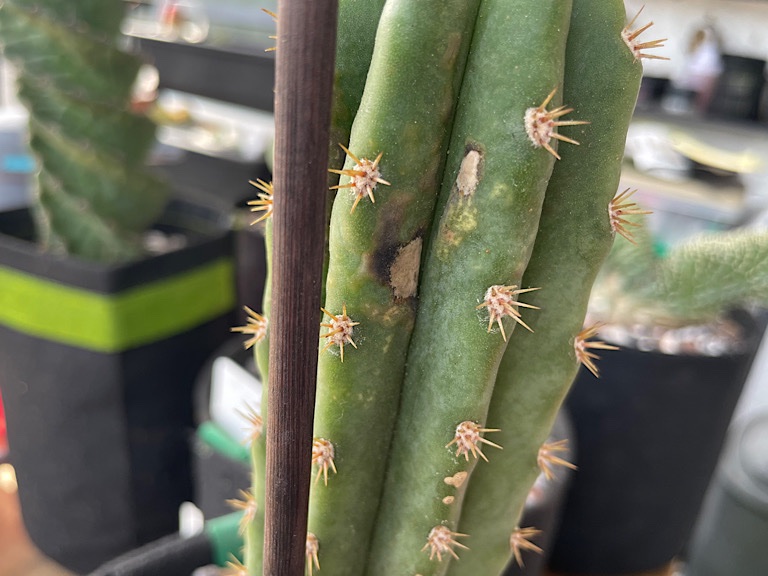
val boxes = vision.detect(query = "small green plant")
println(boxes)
[233,1,666,574]
[590,223,768,328]
[0,0,168,262]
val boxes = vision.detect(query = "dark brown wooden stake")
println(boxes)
[264,1,338,575]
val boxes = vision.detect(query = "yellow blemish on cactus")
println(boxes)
[622,7,668,62]
[389,238,423,299]
[509,527,543,568]
[262,8,277,52]
[231,306,268,349]
[226,489,258,535]
[329,144,391,213]
[574,323,619,378]
[446,421,502,462]
[312,438,338,486]
[247,179,274,224]
[444,471,469,488]
[422,525,469,562]
[237,403,263,446]
[320,304,359,362]
[524,88,589,160]
[223,556,248,575]
[442,495,456,505]
[306,532,320,576]
[477,285,540,341]
[609,188,652,244]
[538,439,578,481]
[456,149,482,197]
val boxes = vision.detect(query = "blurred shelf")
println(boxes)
[133,36,275,110]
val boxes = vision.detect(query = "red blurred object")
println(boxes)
[0,390,7,455]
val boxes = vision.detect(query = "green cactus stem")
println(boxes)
[448,2,646,573]
[306,1,483,575]
[242,1,384,571]
[365,2,575,575]
[0,0,168,262]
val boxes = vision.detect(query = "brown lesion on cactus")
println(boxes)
[524,88,589,160]
[609,188,652,244]
[262,8,277,52]
[538,439,577,480]
[456,147,483,198]
[306,532,320,576]
[226,489,258,534]
[509,527,543,567]
[237,403,263,446]
[444,471,469,488]
[622,7,669,62]
[231,306,268,349]
[442,495,456,505]
[477,285,540,341]
[446,421,502,462]
[247,179,274,224]
[329,144,391,213]
[574,323,619,378]
[422,525,469,562]
[312,437,338,486]
[320,304,359,361]
[389,237,423,299]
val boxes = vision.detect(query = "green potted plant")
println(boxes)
[0,1,236,571]
[222,1,668,575]
[549,222,768,575]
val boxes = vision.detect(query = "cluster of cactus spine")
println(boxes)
[0,0,168,262]
[233,1,665,574]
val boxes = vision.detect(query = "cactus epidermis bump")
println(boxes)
[477,285,540,341]
[622,7,668,62]
[422,525,469,562]
[446,421,502,462]
[312,437,338,486]
[329,144,391,213]
[524,88,588,160]
[320,304,359,362]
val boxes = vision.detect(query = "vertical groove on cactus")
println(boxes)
[0,0,169,262]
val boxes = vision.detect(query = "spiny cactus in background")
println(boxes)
[592,223,768,328]
[0,0,168,262]
[236,1,666,574]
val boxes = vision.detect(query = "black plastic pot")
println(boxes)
[548,317,763,574]
[0,199,237,573]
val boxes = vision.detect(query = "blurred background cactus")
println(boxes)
[0,0,168,262]
[591,223,768,329]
